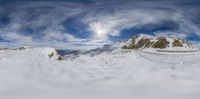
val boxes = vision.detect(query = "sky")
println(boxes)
[0,0,200,49]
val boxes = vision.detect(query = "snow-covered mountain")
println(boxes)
[1,34,200,99]
[56,34,199,60]
[57,44,115,59]
[122,34,194,50]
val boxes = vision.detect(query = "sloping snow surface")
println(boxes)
[1,47,200,99]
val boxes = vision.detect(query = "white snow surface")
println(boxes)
[1,47,200,99]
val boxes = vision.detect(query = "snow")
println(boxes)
[1,47,200,99]
[166,37,173,47]
[143,47,200,53]
[137,33,155,38]
[124,34,155,47]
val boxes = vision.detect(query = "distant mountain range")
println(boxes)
[55,34,199,59]
[1,34,199,60]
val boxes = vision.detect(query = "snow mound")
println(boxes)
[0,47,63,61]
[41,47,62,60]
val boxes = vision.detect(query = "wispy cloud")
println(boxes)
[0,0,200,49]
[84,0,200,41]
[0,1,90,48]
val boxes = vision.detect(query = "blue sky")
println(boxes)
[0,0,200,49]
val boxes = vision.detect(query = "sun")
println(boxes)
[90,22,108,40]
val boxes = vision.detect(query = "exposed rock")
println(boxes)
[122,34,193,49]
[173,39,183,47]
[152,37,169,48]
[48,52,54,58]
[0,48,9,50]
[18,47,26,50]
[58,56,64,61]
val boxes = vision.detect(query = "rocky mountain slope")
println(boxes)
[122,34,193,49]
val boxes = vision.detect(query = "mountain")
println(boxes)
[57,44,115,59]
[122,34,194,49]
[56,34,200,59]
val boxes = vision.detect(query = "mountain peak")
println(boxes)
[122,34,194,49]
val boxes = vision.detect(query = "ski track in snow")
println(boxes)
[135,50,200,64]
[1,48,200,99]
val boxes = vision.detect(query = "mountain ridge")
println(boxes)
[122,34,194,50]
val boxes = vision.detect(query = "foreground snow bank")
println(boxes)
[1,47,200,99]
[0,47,62,61]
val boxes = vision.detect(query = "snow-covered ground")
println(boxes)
[1,47,200,99]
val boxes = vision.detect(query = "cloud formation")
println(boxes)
[0,0,200,49]
[84,0,200,40]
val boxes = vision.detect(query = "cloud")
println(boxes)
[84,9,173,40]
[0,1,91,48]
[0,0,200,49]
[83,0,200,41]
